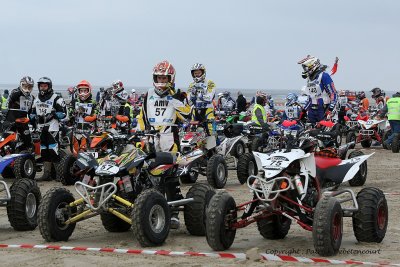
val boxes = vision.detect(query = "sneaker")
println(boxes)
[170,216,180,230]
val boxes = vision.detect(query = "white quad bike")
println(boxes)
[205,137,388,256]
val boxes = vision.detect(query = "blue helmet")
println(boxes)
[286,93,298,106]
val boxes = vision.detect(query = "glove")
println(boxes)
[45,110,56,122]
[56,112,66,120]
[171,88,186,102]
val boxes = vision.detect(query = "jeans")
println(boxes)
[386,120,400,145]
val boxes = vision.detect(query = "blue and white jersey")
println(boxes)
[303,72,337,111]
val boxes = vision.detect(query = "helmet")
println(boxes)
[190,63,206,83]
[298,55,321,78]
[371,87,382,99]
[76,80,92,101]
[99,87,105,93]
[131,88,136,94]
[339,90,346,97]
[20,76,34,96]
[37,77,53,97]
[153,60,176,96]
[223,91,230,97]
[286,93,298,106]
[112,80,124,94]
[357,91,366,99]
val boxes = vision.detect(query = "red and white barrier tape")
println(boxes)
[0,244,398,266]
[0,244,246,260]
[261,253,400,266]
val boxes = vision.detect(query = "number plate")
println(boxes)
[284,129,297,136]
[96,163,119,175]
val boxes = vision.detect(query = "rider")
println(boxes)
[298,55,338,124]
[69,80,98,131]
[357,91,369,111]
[371,87,386,110]
[282,93,305,122]
[380,92,400,148]
[217,91,236,114]
[32,77,67,181]
[136,60,190,229]
[5,76,35,151]
[187,63,216,135]
[266,94,275,116]
[236,91,247,113]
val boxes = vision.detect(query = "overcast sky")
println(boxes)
[1,0,399,92]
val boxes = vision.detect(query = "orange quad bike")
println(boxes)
[0,117,36,179]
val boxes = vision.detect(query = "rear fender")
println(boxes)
[0,153,28,174]
[340,153,374,182]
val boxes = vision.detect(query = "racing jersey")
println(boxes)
[303,72,337,111]
[188,79,216,109]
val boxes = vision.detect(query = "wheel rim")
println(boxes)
[24,159,34,176]
[55,202,70,230]
[377,202,387,230]
[217,163,226,181]
[332,212,342,241]
[337,135,341,145]
[248,160,255,175]
[25,193,37,219]
[237,143,244,156]
[149,204,166,234]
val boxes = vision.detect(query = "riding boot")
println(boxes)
[36,162,53,181]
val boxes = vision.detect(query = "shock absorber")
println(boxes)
[293,174,305,195]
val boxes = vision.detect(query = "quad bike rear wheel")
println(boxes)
[7,178,41,231]
[345,131,356,149]
[250,136,264,152]
[184,183,215,236]
[361,139,372,148]
[38,187,77,241]
[237,153,258,185]
[180,162,199,184]
[348,150,367,186]
[132,189,170,247]
[13,151,36,180]
[101,213,132,232]
[206,191,237,251]
[257,214,291,239]
[352,187,388,243]
[56,151,79,185]
[206,154,227,189]
[391,134,400,153]
[230,140,246,159]
[312,196,343,256]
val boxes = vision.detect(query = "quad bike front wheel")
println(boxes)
[7,178,41,231]
[206,191,237,251]
[56,151,79,185]
[132,189,170,247]
[237,153,258,185]
[348,150,367,186]
[206,154,227,189]
[38,187,77,241]
[312,196,343,256]
[13,151,36,180]
[352,187,388,243]
[250,136,264,152]
[361,139,372,148]
[184,183,215,236]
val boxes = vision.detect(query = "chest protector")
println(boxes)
[146,88,177,128]
[19,95,34,112]
[34,94,57,116]
[75,101,94,123]
[306,74,323,105]
[285,105,301,120]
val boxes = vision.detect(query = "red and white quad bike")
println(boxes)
[205,138,388,256]
[354,113,390,148]
[178,121,228,189]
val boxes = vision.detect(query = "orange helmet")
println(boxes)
[76,80,92,101]
[153,60,175,96]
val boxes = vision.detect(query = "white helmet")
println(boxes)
[191,63,206,83]
[131,88,136,94]
[298,55,321,78]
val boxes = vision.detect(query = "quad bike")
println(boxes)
[206,135,387,257]
[0,117,36,179]
[38,130,215,247]
[346,113,390,148]
[249,122,282,153]
[0,154,41,231]
[179,121,228,188]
